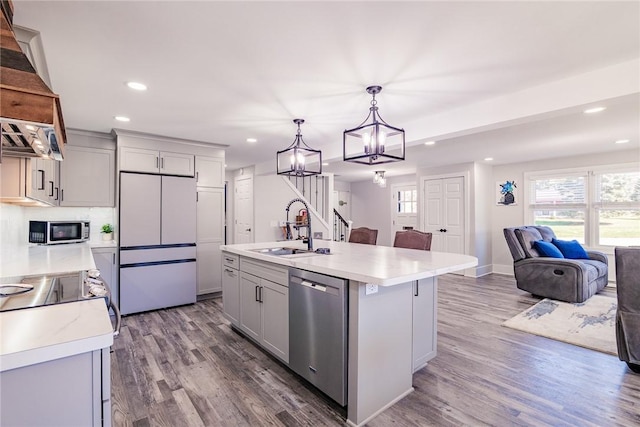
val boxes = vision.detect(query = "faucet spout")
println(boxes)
[285,198,313,251]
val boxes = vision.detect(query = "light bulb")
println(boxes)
[363,132,372,154]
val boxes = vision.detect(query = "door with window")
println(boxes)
[234,175,254,244]
[391,184,418,236]
[422,176,465,257]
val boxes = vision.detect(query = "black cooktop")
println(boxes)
[0,271,110,312]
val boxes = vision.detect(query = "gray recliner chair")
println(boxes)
[503,226,608,303]
[614,247,640,374]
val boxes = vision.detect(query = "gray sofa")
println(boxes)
[615,247,640,374]
[503,226,608,303]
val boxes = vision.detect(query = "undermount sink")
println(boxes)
[251,247,320,257]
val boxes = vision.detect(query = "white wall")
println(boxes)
[0,203,115,247]
[471,162,494,276]
[351,174,417,247]
[491,148,640,279]
[254,175,330,244]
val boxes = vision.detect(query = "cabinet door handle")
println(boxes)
[61,189,64,201]
[55,187,59,201]
[196,171,199,182]
[259,286,263,303]
[37,169,45,190]
[156,156,159,168]
[415,282,419,297]
[112,253,116,264]
[161,157,165,169]
[49,181,54,197]
[255,285,260,302]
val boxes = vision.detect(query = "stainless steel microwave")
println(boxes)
[29,220,90,244]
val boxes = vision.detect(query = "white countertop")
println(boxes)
[0,243,114,372]
[0,298,114,372]
[221,241,478,286]
[0,243,96,279]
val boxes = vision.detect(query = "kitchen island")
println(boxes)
[221,240,478,427]
[0,243,114,426]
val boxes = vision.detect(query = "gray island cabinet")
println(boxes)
[221,240,477,427]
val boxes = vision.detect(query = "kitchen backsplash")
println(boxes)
[0,203,115,246]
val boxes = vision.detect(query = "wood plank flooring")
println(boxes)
[111,274,640,426]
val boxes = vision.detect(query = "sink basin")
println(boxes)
[251,247,319,257]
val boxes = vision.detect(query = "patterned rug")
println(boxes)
[503,295,617,356]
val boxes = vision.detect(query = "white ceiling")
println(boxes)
[12,1,640,182]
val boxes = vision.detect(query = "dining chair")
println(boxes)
[393,230,432,251]
[348,227,378,245]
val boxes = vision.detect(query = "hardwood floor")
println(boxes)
[111,274,640,426]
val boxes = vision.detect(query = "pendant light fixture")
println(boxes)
[373,170,386,188]
[277,119,322,177]
[343,85,405,165]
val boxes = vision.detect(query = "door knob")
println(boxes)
[439,228,447,232]
[246,228,252,232]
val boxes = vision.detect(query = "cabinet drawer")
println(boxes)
[222,252,239,270]
[240,257,288,287]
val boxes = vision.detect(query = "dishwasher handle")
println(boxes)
[300,280,327,292]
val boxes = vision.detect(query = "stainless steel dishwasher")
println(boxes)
[289,268,348,406]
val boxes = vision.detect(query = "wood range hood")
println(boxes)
[0,0,66,160]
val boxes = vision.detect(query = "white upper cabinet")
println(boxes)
[59,145,115,207]
[120,147,194,176]
[195,156,224,188]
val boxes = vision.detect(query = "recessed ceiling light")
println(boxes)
[224,164,227,168]
[246,138,257,143]
[114,116,130,122]
[615,139,630,144]
[424,141,436,146]
[322,162,329,166]
[25,125,36,131]
[484,157,493,161]
[126,81,147,91]
[584,106,606,114]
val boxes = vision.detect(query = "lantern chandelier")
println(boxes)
[276,119,322,177]
[373,170,386,188]
[343,85,405,165]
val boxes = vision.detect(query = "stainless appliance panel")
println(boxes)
[289,268,348,406]
[28,220,90,244]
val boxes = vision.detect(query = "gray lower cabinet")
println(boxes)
[236,257,289,363]
[0,348,111,426]
[412,277,437,372]
[92,247,118,311]
[221,254,240,325]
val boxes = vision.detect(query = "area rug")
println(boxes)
[503,295,617,356]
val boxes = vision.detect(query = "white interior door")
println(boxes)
[234,175,254,244]
[391,184,418,238]
[422,176,465,263]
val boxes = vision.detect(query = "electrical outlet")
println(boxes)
[365,284,378,295]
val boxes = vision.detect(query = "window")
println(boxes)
[526,165,640,248]
[397,189,417,214]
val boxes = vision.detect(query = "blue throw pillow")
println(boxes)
[552,238,589,259]
[533,240,564,258]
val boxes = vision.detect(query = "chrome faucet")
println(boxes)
[285,197,313,251]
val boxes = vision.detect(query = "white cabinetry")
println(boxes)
[195,154,225,296]
[221,253,240,325]
[0,348,111,427]
[197,188,224,295]
[237,257,289,362]
[120,147,194,176]
[92,247,119,310]
[412,277,437,372]
[195,155,224,187]
[60,145,115,207]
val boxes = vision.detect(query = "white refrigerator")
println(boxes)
[119,172,197,315]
